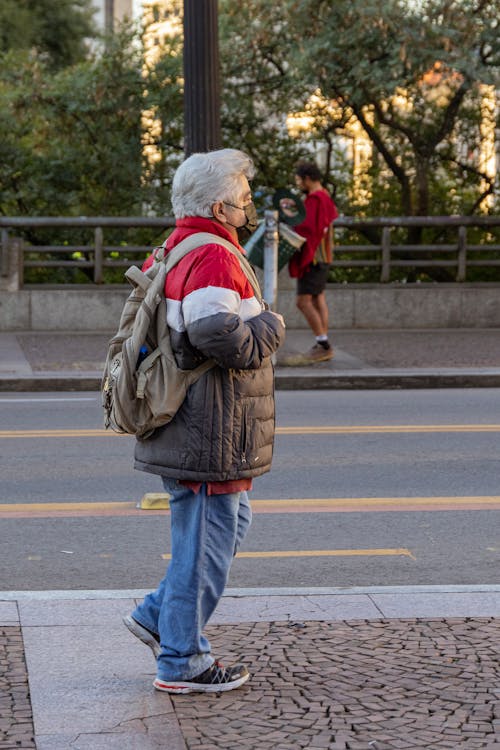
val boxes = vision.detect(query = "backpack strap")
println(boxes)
[314,224,334,265]
[160,232,263,302]
[124,265,152,291]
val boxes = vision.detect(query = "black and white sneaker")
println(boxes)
[123,615,161,658]
[153,661,250,694]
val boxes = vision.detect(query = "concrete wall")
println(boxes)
[1,278,500,331]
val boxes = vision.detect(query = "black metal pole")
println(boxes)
[183,0,221,157]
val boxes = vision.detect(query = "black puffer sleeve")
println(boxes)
[187,310,285,370]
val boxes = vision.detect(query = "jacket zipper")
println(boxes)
[240,405,248,465]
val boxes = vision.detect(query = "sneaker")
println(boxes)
[305,342,334,362]
[123,615,161,658]
[278,343,334,367]
[153,661,250,694]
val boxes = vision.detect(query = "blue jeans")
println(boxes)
[132,478,252,681]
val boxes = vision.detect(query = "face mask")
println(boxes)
[223,201,259,244]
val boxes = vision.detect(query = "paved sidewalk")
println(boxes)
[1,587,499,749]
[2,328,500,390]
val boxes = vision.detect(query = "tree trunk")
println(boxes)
[415,156,430,217]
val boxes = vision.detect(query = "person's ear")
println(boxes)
[212,201,227,223]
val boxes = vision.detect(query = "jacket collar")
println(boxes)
[168,216,241,250]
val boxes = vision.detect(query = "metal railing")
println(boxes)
[0,217,175,285]
[333,216,500,283]
[1,215,499,285]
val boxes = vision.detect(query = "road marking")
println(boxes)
[0,501,135,518]
[161,548,415,560]
[1,496,500,518]
[0,501,134,514]
[277,424,500,434]
[252,496,500,512]
[2,424,500,439]
[0,429,128,438]
[0,397,97,403]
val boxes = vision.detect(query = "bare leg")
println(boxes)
[285,292,333,364]
[311,291,329,335]
[296,294,325,336]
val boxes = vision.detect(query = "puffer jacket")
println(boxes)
[134,217,285,481]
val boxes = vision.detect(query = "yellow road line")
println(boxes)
[161,548,415,561]
[0,501,135,512]
[2,424,500,439]
[1,496,500,517]
[277,424,500,434]
[0,429,129,438]
[252,496,500,510]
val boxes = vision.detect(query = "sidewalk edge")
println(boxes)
[3,370,500,391]
[1,584,499,601]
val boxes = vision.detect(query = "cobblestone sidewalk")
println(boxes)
[171,618,500,750]
[1,617,499,749]
[0,626,35,750]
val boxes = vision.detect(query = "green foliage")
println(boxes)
[0,0,499,284]
[139,31,184,213]
[0,22,186,219]
[0,31,144,217]
[219,0,305,199]
[284,0,500,219]
[0,0,97,69]
[0,19,182,281]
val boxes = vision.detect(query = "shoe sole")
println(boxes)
[310,352,334,362]
[279,351,334,366]
[153,672,250,694]
[123,615,161,658]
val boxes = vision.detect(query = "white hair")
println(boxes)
[171,149,256,219]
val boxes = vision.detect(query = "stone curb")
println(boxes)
[2,368,500,391]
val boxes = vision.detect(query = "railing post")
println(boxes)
[0,233,23,291]
[94,227,103,284]
[1,229,9,277]
[6,237,24,290]
[263,210,279,308]
[457,225,467,282]
[16,238,24,289]
[380,226,391,282]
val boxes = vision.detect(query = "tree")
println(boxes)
[0,0,97,69]
[1,0,498,230]
[218,0,305,198]
[138,28,184,215]
[0,29,146,218]
[285,0,499,218]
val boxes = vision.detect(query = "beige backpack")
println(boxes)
[102,232,262,440]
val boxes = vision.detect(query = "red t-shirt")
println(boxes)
[181,479,253,496]
[289,189,338,279]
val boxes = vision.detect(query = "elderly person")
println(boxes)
[123,149,285,694]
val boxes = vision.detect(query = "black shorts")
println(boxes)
[297,263,330,296]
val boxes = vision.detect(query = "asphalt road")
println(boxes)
[1,389,499,590]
